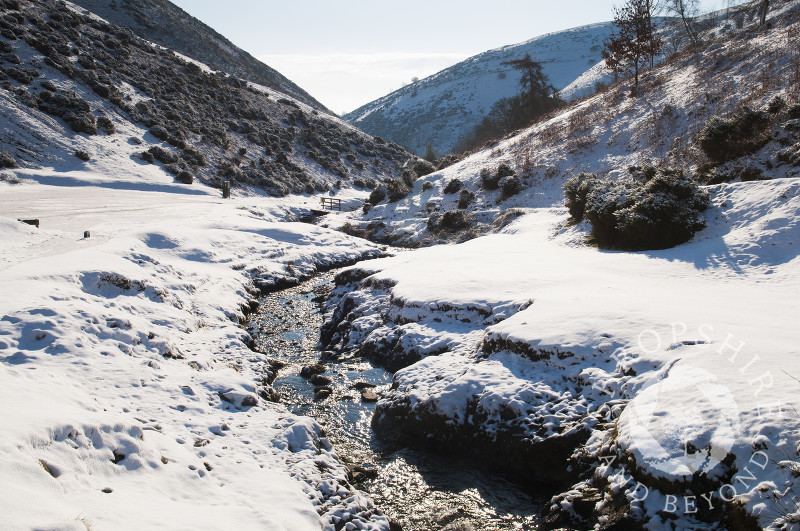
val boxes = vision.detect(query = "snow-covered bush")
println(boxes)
[698,106,771,163]
[563,172,597,220]
[443,178,462,194]
[480,168,500,190]
[565,166,710,250]
[457,189,475,208]
[385,178,410,202]
[500,174,523,200]
[481,163,516,191]
[436,209,472,231]
[368,185,387,205]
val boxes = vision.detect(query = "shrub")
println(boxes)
[437,209,472,231]
[412,158,436,177]
[0,151,17,168]
[500,175,523,199]
[778,142,800,166]
[768,96,786,114]
[480,168,500,190]
[421,181,434,192]
[497,163,515,179]
[698,106,771,163]
[140,151,154,163]
[150,125,169,141]
[458,189,475,208]
[787,105,800,120]
[148,146,178,164]
[97,115,114,134]
[385,178,410,202]
[74,149,90,161]
[436,154,460,170]
[176,170,193,184]
[368,185,386,205]
[563,172,598,220]
[565,166,710,251]
[443,178,462,194]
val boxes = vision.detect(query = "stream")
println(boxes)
[247,271,543,530]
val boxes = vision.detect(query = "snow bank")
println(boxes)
[0,167,389,529]
[323,176,800,528]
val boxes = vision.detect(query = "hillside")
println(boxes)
[68,0,330,112]
[0,0,423,197]
[343,22,616,156]
[316,1,800,528]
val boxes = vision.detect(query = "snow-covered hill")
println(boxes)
[0,0,426,197]
[343,22,616,156]
[318,1,800,528]
[68,0,330,112]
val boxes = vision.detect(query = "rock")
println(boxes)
[300,363,326,378]
[351,381,376,390]
[361,389,379,402]
[314,387,332,401]
[310,374,332,386]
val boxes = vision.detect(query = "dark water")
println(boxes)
[248,272,542,530]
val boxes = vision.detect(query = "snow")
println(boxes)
[329,176,800,527]
[0,148,389,529]
[343,22,617,155]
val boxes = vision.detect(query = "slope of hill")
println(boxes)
[0,0,427,198]
[343,22,616,156]
[68,0,330,112]
[318,1,800,528]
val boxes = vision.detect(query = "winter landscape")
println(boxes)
[1,0,799,529]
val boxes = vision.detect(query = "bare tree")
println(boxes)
[666,0,700,46]
[603,0,662,95]
[759,0,770,25]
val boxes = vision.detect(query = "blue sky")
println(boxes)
[171,0,744,114]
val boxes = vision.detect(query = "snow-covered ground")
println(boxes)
[321,175,800,529]
[0,148,389,529]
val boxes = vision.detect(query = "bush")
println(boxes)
[787,105,800,120]
[500,175,523,199]
[385,178,410,202]
[565,166,710,251]
[176,170,193,184]
[480,168,500,190]
[458,189,475,208]
[412,158,436,177]
[74,149,90,161]
[437,209,472,231]
[698,106,771,163]
[150,125,169,141]
[497,163,515,179]
[421,181,434,192]
[563,172,597,220]
[0,151,18,168]
[140,151,154,163]
[368,185,386,205]
[97,115,114,134]
[443,178,462,194]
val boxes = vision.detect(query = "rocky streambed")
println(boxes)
[247,271,544,530]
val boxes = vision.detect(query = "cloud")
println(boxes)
[258,51,469,114]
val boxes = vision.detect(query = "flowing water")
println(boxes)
[248,271,542,530]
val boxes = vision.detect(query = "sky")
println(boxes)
[170,0,744,115]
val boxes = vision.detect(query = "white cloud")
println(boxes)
[258,52,469,115]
